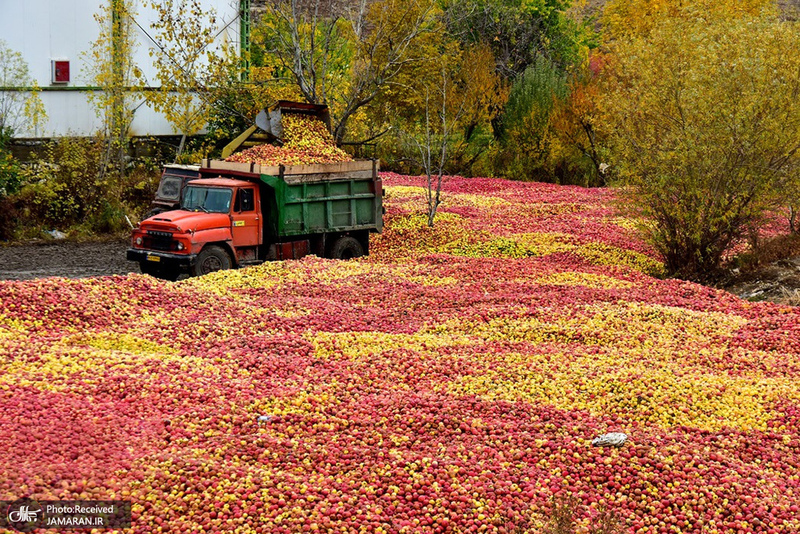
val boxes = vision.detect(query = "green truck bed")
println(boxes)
[201,159,383,239]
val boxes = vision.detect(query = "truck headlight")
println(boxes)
[135,237,143,246]
[177,242,185,251]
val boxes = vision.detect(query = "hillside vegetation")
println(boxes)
[1,176,799,533]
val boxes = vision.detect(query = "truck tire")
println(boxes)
[158,267,181,282]
[139,261,159,277]
[192,245,232,277]
[139,262,180,281]
[330,236,364,260]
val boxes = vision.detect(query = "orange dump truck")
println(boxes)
[127,158,383,280]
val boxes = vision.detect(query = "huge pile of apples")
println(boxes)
[1,174,799,534]
[226,113,352,166]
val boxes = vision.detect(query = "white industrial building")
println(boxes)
[0,0,248,138]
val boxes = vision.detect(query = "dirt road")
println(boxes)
[0,239,139,281]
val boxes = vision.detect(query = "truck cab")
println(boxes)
[128,178,263,280]
[128,178,262,280]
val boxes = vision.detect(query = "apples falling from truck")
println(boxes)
[127,102,383,280]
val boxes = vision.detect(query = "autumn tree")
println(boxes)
[441,0,597,182]
[445,45,509,175]
[0,40,46,139]
[395,44,506,225]
[84,0,143,181]
[254,0,353,106]
[600,6,800,280]
[374,37,507,177]
[548,53,607,187]
[0,40,45,197]
[602,0,775,42]
[145,0,242,157]
[407,71,463,227]
[255,0,442,143]
[494,55,567,181]
[442,0,592,78]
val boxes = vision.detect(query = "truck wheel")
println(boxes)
[192,245,232,277]
[139,262,180,281]
[330,236,364,260]
[139,261,159,277]
[158,267,181,282]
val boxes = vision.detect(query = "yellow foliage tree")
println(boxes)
[389,43,507,224]
[603,0,776,41]
[600,5,800,279]
[84,0,144,181]
[0,40,46,138]
[256,0,443,143]
[145,0,242,156]
[451,45,509,143]
[547,53,608,187]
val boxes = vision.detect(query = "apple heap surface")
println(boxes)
[226,113,352,166]
[1,174,799,534]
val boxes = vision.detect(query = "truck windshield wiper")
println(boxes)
[191,205,208,213]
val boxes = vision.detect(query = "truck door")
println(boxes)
[231,187,261,247]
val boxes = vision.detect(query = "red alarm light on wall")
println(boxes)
[52,60,70,84]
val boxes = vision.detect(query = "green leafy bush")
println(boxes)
[15,137,105,227]
[7,136,160,237]
[0,133,21,198]
[494,56,568,182]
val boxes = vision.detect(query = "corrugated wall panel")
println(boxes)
[0,0,241,138]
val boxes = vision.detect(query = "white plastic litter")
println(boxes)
[47,230,66,239]
[592,432,628,447]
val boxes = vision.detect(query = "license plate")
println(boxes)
[146,255,161,262]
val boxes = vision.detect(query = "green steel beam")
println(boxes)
[240,0,251,81]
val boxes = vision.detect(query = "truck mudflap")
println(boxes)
[126,248,198,269]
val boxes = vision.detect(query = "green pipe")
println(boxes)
[240,0,251,81]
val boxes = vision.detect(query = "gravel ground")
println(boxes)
[720,257,800,305]
[0,239,139,281]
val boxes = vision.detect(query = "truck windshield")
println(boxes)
[182,186,233,213]
[156,175,184,201]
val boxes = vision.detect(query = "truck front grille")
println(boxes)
[145,230,178,251]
